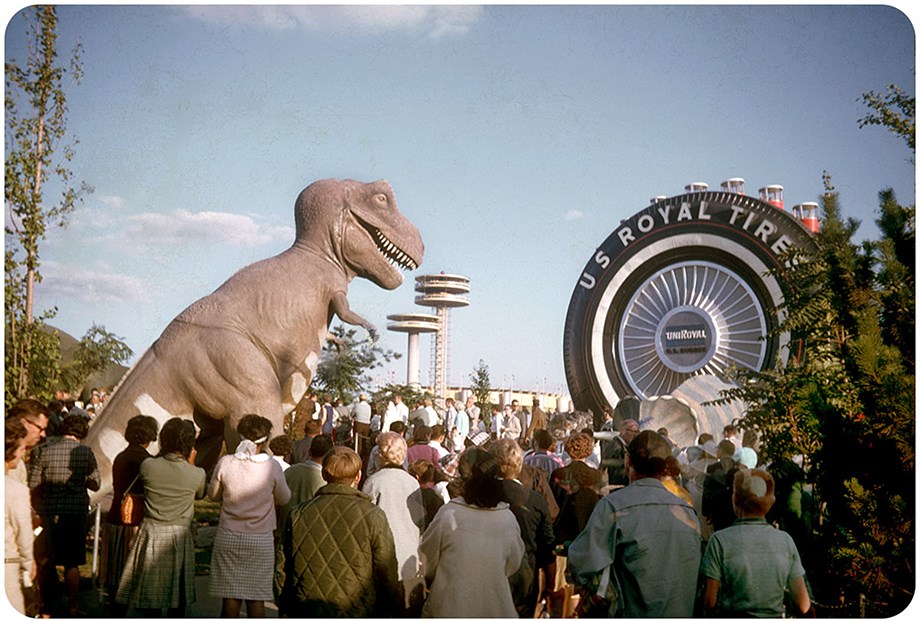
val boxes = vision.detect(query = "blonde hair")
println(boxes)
[490,438,523,479]
[322,446,362,484]
[376,431,407,466]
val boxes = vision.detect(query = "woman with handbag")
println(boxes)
[100,414,159,612]
[115,417,207,616]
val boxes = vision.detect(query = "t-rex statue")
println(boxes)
[84,178,423,502]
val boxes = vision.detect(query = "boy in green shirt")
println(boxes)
[701,468,811,617]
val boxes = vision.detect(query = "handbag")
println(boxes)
[119,473,145,526]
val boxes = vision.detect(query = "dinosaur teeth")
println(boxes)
[370,226,416,271]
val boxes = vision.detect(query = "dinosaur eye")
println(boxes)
[375,194,388,204]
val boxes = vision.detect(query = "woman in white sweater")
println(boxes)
[361,431,426,612]
[419,447,525,617]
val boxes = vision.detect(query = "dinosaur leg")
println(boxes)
[194,408,225,477]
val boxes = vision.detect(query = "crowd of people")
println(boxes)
[5,390,815,618]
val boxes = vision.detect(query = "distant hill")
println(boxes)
[44,325,131,399]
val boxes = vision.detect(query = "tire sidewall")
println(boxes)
[564,191,817,413]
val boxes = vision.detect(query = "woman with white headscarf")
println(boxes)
[207,415,291,617]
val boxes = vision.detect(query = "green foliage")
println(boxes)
[370,383,434,411]
[727,173,915,614]
[5,6,95,404]
[59,324,133,395]
[858,84,915,156]
[310,324,400,404]
[468,359,492,425]
[5,247,61,406]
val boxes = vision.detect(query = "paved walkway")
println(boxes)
[77,576,279,617]
[71,525,278,618]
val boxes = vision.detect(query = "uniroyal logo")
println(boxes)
[665,328,707,341]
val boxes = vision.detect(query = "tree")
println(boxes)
[370,383,434,411]
[721,171,914,615]
[309,324,400,404]
[5,8,132,408]
[469,359,492,427]
[5,6,90,403]
[58,324,133,396]
[858,85,915,158]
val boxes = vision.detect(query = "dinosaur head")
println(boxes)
[294,178,424,289]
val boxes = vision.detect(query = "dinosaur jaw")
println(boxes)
[368,224,420,272]
[345,215,423,290]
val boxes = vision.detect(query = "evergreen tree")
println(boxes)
[722,86,915,613]
[722,174,914,614]
[469,359,492,427]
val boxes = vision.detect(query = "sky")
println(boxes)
[4,3,916,399]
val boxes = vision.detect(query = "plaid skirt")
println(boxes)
[207,528,274,601]
[115,521,196,610]
[99,522,138,591]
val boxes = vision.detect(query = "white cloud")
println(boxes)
[38,261,148,305]
[564,210,584,221]
[123,209,294,247]
[97,194,126,210]
[179,5,483,37]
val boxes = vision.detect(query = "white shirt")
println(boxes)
[382,401,404,432]
[492,412,503,436]
[423,406,439,427]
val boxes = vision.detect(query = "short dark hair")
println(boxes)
[430,424,445,439]
[718,439,736,457]
[159,417,197,458]
[627,430,671,477]
[8,398,49,424]
[533,429,554,450]
[124,415,159,445]
[389,420,407,434]
[408,459,436,484]
[269,434,294,458]
[59,414,90,440]
[458,447,504,508]
[308,434,334,460]
[238,414,272,443]
[413,425,432,443]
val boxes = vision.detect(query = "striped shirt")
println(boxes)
[523,451,565,478]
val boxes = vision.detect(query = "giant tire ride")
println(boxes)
[563,190,819,415]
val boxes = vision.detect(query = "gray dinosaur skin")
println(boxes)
[84,178,423,501]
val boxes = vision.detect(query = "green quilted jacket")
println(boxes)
[275,482,400,617]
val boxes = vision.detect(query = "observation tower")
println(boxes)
[385,313,440,387]
[414,273,470,401]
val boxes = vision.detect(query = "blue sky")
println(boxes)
[4,4,916,398]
